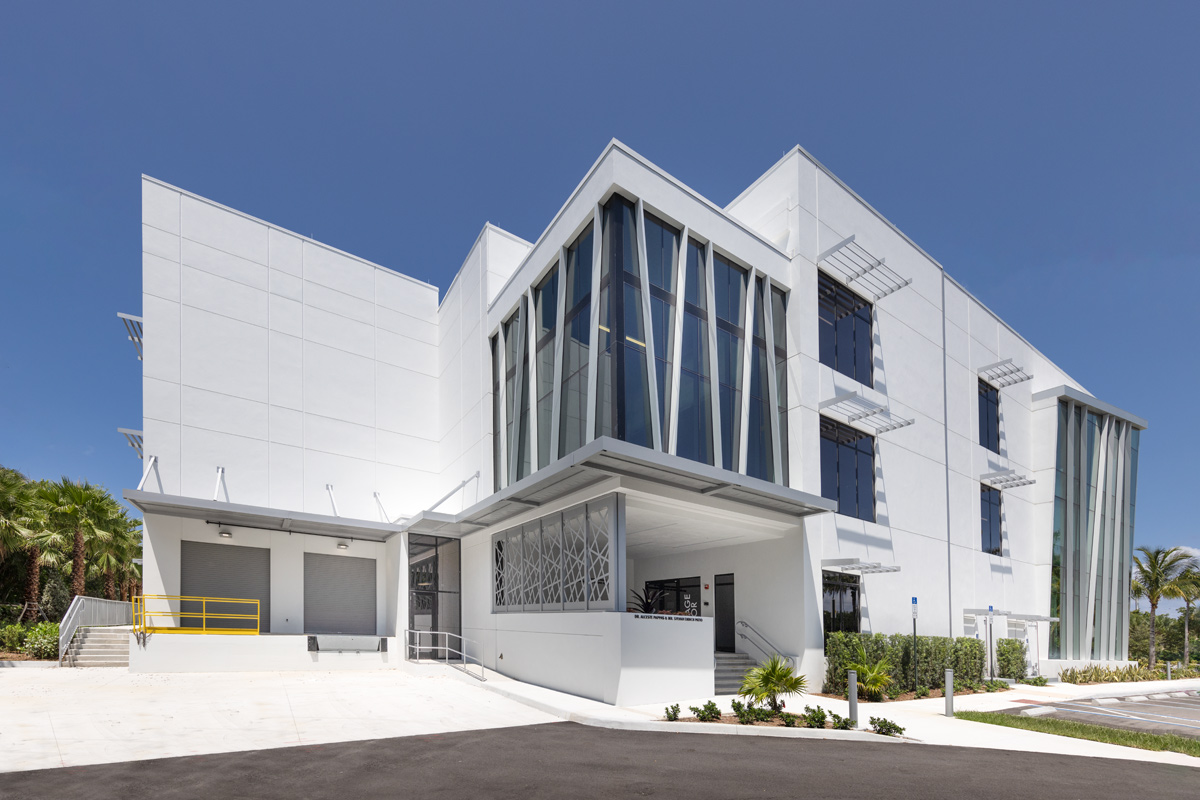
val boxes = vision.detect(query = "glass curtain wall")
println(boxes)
[558,224,594,458]
[534,266,559,469]
[644,213,680,450]
[713,254,748,471]
[503,300,531,483]
[819,416,875,522]
[595,195,653,446]
[677,239,715,465]
[745,277,774,481]
[771,286,789,485]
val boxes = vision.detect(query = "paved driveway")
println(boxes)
[1013,691,1200,739]
[4,721,1198,800]
[0,667,556,772]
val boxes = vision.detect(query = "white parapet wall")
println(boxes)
[491,611,714,706]
[128,633,401,672]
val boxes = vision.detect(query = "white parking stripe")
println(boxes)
[1048,702,1200,732]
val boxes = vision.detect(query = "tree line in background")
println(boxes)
[1131,545,1200,668]
[0,465,141,623]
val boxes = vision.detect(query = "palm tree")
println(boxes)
[0,466,46,612]
[89,507,141,600]
[738,654,807,713]
[1174,568,1200,668]
[33,479,117,600]
[1131,577,1145,613]
[1133,546,1196,669]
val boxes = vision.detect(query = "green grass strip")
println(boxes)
[955,710,1200,758]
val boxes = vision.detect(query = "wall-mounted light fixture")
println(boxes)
[218,527,233,539]
[336,541,349,550]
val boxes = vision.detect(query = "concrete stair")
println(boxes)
[62,626,131,668]
[714,651,755,695]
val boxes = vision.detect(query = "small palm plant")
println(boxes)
[845,639,893,701]
[738,654,807,713]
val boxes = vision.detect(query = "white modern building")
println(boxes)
[121,140,1145,704]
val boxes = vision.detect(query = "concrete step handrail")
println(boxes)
[735,620,795,669]
[58,596,133,662]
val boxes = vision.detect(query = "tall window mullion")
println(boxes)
[713,254,748,472]
[534,266,559,470]
[745,276,774,482]
[503,300,531,483]
[643,211,680,453]
[771,286,789,486]
[558,224,594,458]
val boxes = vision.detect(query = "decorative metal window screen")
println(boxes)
[491,493,620,613]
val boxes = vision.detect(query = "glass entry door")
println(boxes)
[408,534,461,660]
[714,573,735,652]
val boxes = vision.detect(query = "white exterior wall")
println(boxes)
[140,177,441,522]
[140,513,397,636]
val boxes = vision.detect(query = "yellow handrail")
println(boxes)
[132,594,260,635]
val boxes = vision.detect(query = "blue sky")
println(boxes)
[1,3,1197,594]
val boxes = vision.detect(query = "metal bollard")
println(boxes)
[848,669,858,726]
[945,669,954,717]
[1167,661,1172,680]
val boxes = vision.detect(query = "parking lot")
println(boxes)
[1013,691,1200,739]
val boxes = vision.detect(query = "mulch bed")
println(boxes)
[0,650,39,661]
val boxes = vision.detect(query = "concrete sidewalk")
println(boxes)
[0,665,558,773]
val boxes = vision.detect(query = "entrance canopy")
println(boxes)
[401,437,836,539]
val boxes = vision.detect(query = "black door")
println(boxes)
[714,573,735,652]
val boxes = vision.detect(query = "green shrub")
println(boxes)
[885,683,903,700]
[803,705,827,728]
[665,704,680,721]
[780,712,798,727]
[1018,675,1048,686]
[869,716,905,736]
[845,639,894,702]
[689,701,722,722]
[40,573,70,621]
[829,712,854,730]
[984,679,1009,693]
[21,621,59,660]
[1,623,27,652]
[996,638,1028,680]
[915,685,930,698]
[823,632,985,693]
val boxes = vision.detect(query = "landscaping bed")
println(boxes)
[665,700,905,737]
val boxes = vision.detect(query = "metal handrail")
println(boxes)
[133,594,260,635]
[404,629,487,682]
[59,596,134,662]
[735,620,795,668]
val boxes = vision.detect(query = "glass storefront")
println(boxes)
[408,533,461,659]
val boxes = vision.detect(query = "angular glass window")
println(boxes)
[817,271,873,386]
[644,212,680,450]
[595,195,653,447]
[558,224,593,458]
[503,300,531,483]
[534,265,558,470]
[980,485,1002,555]
[745,277,774,482]
[676,238,714,466]
[819,416,875,522]
[771,286,789,486]
[713,253,748,471]
[978,379,1000,454]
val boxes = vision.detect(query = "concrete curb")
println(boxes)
[0,661,59,669]
[477,676,903,744]
[1061,680,1200,703]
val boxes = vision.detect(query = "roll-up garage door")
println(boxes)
[180,540,271,633]
[303,552,377,635]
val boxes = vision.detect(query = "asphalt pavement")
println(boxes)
[1011,691,1200,740]
[3,721,1197,800]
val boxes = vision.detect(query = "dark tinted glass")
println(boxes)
[820,416,875,522]
[981,486,1002,555]
[978,380,1000,453]
[817,271,873,386]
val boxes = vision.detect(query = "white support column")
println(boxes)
[213,466,226,502]
[525,289,539,475]
[496,323,509,492]
[550,248,568,463]
[585,205,603,444]
[704,241,722,469]
[737,268,755,475]
[635,199,662,452]
[667,226,688,455]
[763,275,784,483]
